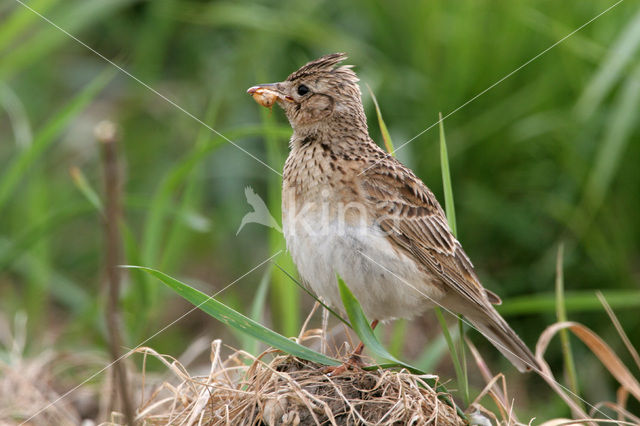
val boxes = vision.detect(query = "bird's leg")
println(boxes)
[321,300,329,355]
[350,319,379,360]
[323,319,379,376]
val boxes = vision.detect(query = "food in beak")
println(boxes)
[247,86,280,109]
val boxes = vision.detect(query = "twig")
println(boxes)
[97,120,135,425]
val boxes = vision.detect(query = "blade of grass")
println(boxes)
[0,69,114,212]
[244,266,272,355]
[555,243,582,409]
[127,265,341,366]
[141,135,225,271]
[537,321,640,406]
[180,2,369,56]
[457,314,468,399]
[366,84,394,154]
[158,93,224,271]
[0,0,59,53]
[0,202,94,272]
[121,223,151,340]
[132,0,177,80]
[0,238,90,314]
[250,269,273,323]
[434,308,467,401]
[0,194,223,274]
[23,158,51,329]
[575,8,640,119]
[415,327,459,372]
[572,62,640,241]
[372,101,468,404]
[439,112,457,236]
[438,112,468,405]
[0,82,32,148]
[388,319,407,359]
[499,291,640,315]
[371,100,467,406]
[337,276,413,368]
[69,166,103,213]
[139,132,227,320]
[596,291,640,372]
[0,0,134,80]
[259,99,299,337]
[138,89,227,328]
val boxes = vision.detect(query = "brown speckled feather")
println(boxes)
[359,157,499,306]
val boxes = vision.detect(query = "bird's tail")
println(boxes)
[465,306,539,373]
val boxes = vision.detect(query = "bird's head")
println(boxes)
[248,53,367,135]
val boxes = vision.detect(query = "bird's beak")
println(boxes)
[247,83,293,108]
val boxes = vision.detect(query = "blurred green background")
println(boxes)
[1,0,639,420]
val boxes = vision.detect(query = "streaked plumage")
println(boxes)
[248,53,538,372]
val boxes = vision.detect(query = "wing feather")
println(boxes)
[360,160,493,307]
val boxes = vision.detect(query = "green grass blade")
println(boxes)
[434,308,468,405]
[0,238,90,314]
[457,314,468,402]
[138,133,226,318]
[126,265,341,366]
[23,162,52,327]
[0,202,94,272]
[259,101,300,337]
[366,84,395,154]
[158,95,223,271]
[439,112,457,237]
[337,275,417,371]
[244,266,272,355]
[0,0,59,53]
[357,89,463,407]
[575,8,640,119]
[360,86,465,414]
[132,0,178,80]
[575,62,640,235]
[555,243,582,409]
[499,290,640,315]
[141,136,225,270]
[120,224,152,340]
[0,0,134,80]
[389,319,407,359]
[0,82,32,148]
[438,113,468,405]
[0,69,114,212]
[415,327,459,372]
[69,166,103,213]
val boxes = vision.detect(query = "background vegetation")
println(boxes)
[1,0,639,421]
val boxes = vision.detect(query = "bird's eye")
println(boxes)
[297,84,309,96]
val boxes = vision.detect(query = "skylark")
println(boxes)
[248,53,538,372]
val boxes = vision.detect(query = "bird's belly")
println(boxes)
[283,214,445,321]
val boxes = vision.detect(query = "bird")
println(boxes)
[247,53,538,373]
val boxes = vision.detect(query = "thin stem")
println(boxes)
[98,121,135,425]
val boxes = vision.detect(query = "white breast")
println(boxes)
[283,211,445,321]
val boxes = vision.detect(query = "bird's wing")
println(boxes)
[359,157,500,307]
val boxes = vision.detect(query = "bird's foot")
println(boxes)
[322,352,366,376]
[323,320,379,376]
[322,363,349,376]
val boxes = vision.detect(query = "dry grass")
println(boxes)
[2,305,639,425]
[0,313,109,425]
[133,340,465,425]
